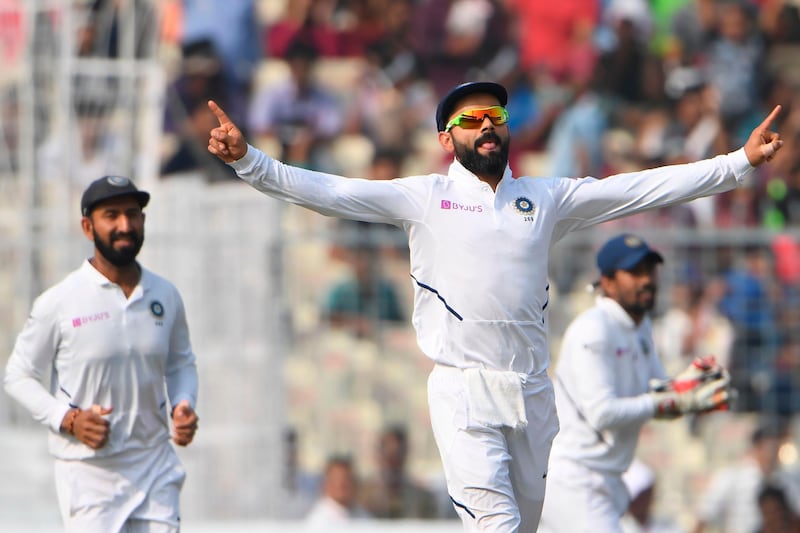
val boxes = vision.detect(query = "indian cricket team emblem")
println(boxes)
[106,175,131,187]
[150,300,164,318]
[513,197,536,218]
[625,235,643,248]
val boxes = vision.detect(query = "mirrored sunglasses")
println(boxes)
[445,105,509,132]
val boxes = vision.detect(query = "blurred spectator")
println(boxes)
[668,0,718,65]
[161,38,237,182]
[335,0,393,57]
[693,417,800,533]
[766,158,800,227]
[653,277,734,375]
[760,1,800,46]
[662,67,721,165]
[347,0,437,149]
[505,0,599,81]
[545,65,608,178]
[756,484,800,533]
[267,0,342,57]
[501,67,563,170]
[412,0,512,96]
[359,425,438,519]
[247,38,345,170]
[715,179,762,228]
[180,0,259,129]
[718,246,780,412]
[772,333,800,417]
[37,83,126,189]
[161,97,239,182]
[164,38,229,134]
[306,455,371,525]
[621,459,683,533]
[77,0,156,58]
[598,0,653,51]
[705,2,765,139]
[325,150,410,336]
[595,9,651,106]
[321,239,405,340]
[641,67,724,227]
[279,428,321,520]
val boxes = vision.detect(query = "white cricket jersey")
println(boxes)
[549,297,667,474]
[4,260,198,460]
[231,145,753,376]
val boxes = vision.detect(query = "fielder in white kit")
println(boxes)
[207,81,783,532]
[539,234,731,533]
[5,176,199,533]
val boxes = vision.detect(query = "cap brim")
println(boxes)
[83,191,150,216]
[616,250,664,271]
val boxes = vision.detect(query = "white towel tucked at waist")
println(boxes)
[465,368,528,430]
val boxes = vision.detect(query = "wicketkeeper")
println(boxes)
[540,234,731,533]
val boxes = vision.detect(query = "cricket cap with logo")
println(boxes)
[596,234,663,276]
[81,176,150,216]
[435,81,508,132]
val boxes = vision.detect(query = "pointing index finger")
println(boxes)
[758,104,782,132]
[208,100,232,126]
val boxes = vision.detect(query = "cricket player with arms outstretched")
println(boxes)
[207,81,782,532]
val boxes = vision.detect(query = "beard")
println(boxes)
[93,228,143,267]
[621,286,657,318]
[453,131,510,179]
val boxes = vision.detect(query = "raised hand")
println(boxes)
[171,400,198,446]
[207,100,248,163]
[744,105,784,166]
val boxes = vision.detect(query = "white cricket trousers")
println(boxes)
[54,440,186,533]
[428,364,559,532]
[539,459,629,533]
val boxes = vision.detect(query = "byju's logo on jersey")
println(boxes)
[513,197,536,221]
[440,199,483,213]
[71,311,111,328]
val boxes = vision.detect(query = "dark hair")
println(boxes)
[381,425,408,446]
[752,416,789,444]
[285,38,319,61]
[325,454,353,472]
[758,484,790,507]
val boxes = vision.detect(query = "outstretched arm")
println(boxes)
[207,100,248,163]
[744,105,783,166]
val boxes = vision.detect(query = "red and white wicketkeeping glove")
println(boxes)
[649,356,734,419]
[672,355,724,392]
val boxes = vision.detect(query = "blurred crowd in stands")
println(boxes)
[156,0,800,526]
[48,0,800,528]
[157,0,800,224]
[155,0,800,412]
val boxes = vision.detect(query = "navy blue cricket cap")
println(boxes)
[435,81,508,132]
[81,175,150,216]
[596,234,664,276]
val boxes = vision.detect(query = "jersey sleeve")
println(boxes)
[165,290,198,410]
[4,295,70,432]
[564,317,657,431]
[551,148,753,240]
[229,145,428,225]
